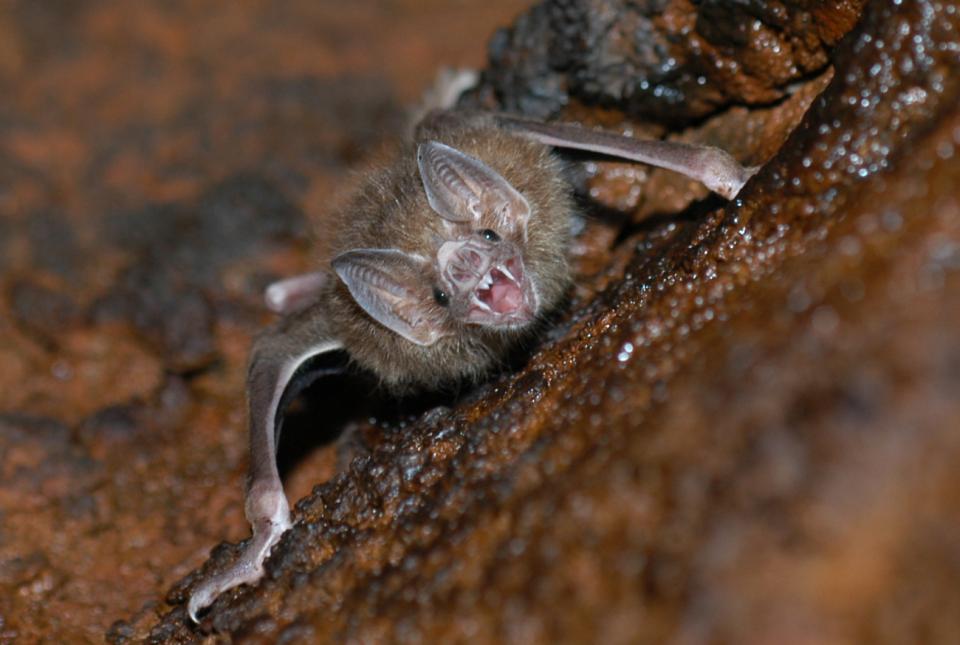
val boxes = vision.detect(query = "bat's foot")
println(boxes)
[264,272,328,315]
[187,488,292,623]
[408,67,479,136]
[427,68,479,111]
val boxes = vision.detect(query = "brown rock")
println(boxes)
[147,0,960,642]
[0,1,530,642]
[2,0,959,643]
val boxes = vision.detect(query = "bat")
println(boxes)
[186,107,757,621]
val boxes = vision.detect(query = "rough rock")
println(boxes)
[0,1,529,641]
[1,0,959,643]
[155,0,960,642]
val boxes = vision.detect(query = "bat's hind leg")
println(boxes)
[407,67,479,137]
[264,272,328,314]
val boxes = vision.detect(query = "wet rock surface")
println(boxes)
[1,0,959,643]
[0,1,528,641]
[477,0,864,121]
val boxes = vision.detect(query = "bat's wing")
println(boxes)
[496,115,758,200]
[188,305,345,621]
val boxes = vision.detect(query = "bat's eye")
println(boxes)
[479,229,500,242]
[433,287,450,307]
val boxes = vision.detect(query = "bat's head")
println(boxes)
[331,140,541,347]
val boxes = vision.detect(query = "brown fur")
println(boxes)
[318,118,573,389]
[187,106,755,620]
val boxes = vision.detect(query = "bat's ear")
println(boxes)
[332,248,447,346]
[417,141,530,236]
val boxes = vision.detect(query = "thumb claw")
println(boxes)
[185,512,292,624]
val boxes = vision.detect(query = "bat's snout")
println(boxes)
[438,238,538,328]
[466,252,537,327]
[476,263,524,314]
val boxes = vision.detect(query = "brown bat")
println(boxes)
[187,108,756,620]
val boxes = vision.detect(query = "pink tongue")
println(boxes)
[488,270,523,313]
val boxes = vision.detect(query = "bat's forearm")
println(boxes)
[188,308,343,622]
[496,116,756,199]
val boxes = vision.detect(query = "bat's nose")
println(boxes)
[462,249,485,271]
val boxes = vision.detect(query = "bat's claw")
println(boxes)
[187,496,292,623]
[698,149,759,199]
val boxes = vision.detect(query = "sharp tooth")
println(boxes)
[498,264,517,282]
[479,273,492,290]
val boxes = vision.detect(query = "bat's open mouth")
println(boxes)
[475,265,522,313]
[471,257,532,320]
[438,238,536,325]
